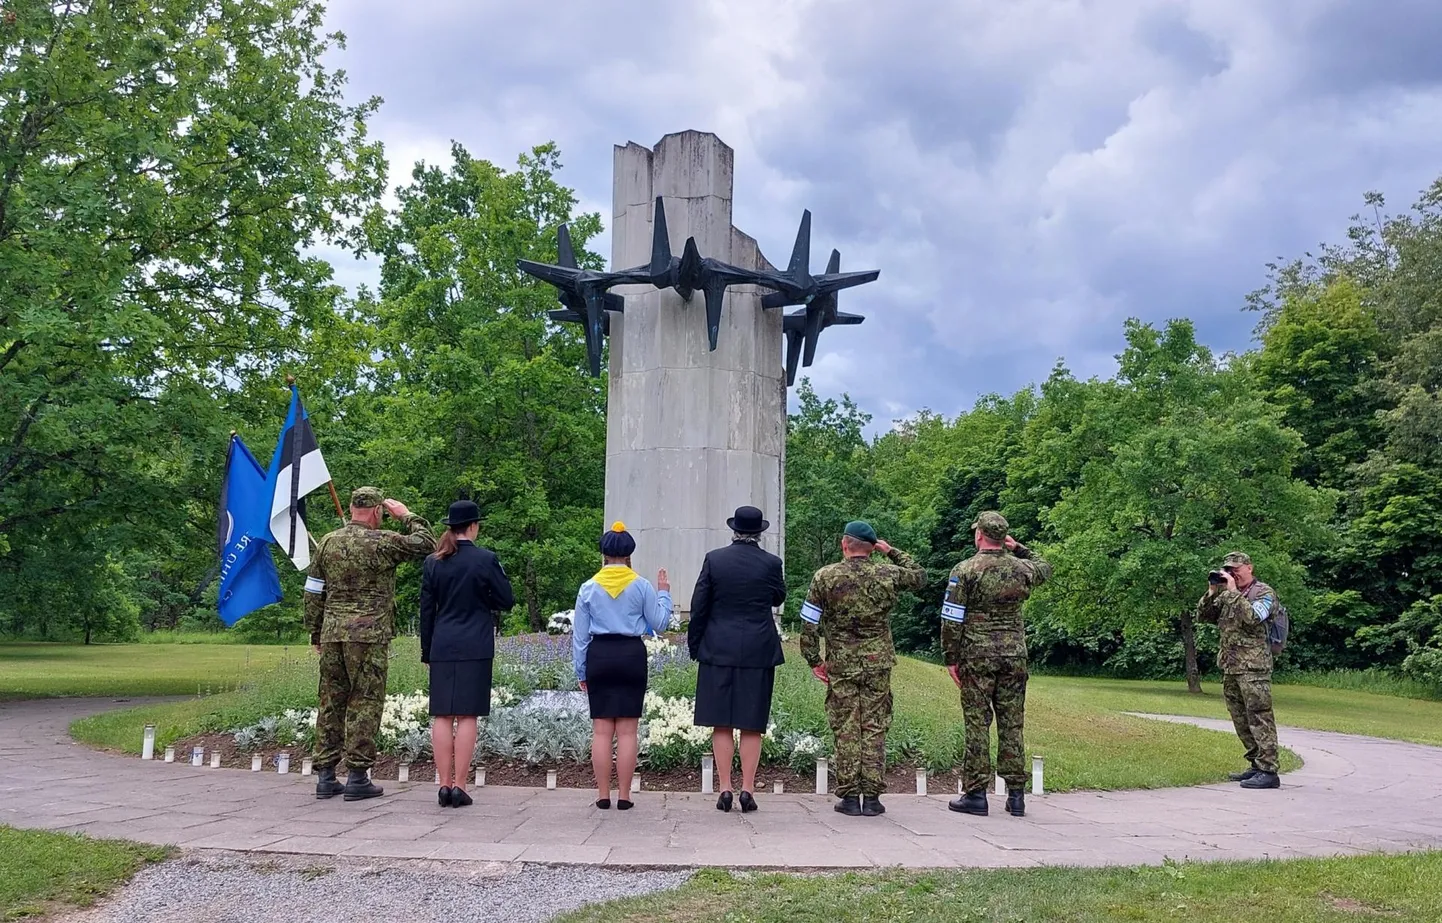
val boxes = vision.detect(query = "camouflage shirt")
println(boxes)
[1197,580,1276,674]
[303,516,436,643]
[800,548,927,675]
[941,544,1051,664]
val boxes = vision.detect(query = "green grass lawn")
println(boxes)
[0,641,301,699]
[559,854,1442,923]
[0,826,170,920]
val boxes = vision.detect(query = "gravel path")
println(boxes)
[64,852,692,923]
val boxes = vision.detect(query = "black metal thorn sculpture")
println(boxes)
[518,199,878,382]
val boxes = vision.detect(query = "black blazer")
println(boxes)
[688,540,787,668]
[419,541,515,664]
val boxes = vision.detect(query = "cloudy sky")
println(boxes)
[321,0,1442,431]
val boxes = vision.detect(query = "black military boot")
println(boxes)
[948,791,989,816]
[1239,771,1280,790]
[1006,789,1025,817]
[861,795,885,817]
[1228,764,1260,782]
[834,795,862,816]
[343,769,384,801]
[314,766,344,800]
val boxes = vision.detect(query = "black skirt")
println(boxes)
[694,663,775,732]
[429,659,493,717]
[586,634,647,719]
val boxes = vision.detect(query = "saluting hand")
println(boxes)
[657,568,670,592]
[875,540,892,554]
[1003,535,1018,551]
[382,498,410,519]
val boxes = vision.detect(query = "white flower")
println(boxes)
[642,635,674,658]
[491,686,518,708]
[547,610,574,634]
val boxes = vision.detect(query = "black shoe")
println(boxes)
[449,787,473,808]
[834,796,862,816]
[342,769,384,801]
[1006,790,1025,817]
[739,791,758,813]
[949,791,989,816]
[716,791,733,812]
[314,767,345,800]
[1228,766,1261,782]
[438,786,452,807]
[617,799,634,810]
[595,798,611,810]
[1239,771,1280,790]
[861,795,885,816]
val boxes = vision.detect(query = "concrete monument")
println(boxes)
[519,131,877,614]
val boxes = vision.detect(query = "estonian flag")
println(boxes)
[266,385,331,571]
[217,435,284,625]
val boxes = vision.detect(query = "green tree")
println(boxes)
[0,0,383,638]
[352,143,606,631]
[1031,320,1334,691]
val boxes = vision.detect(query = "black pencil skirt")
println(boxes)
[585,634,647,719]
[694,664,775,732]
[428,659,494,717]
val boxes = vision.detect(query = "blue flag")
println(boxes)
[217,435,283,626]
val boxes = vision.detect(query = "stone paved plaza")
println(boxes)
[3,698,1440,869]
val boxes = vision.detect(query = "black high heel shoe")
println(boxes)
[716,791,733,812]
[449,787,473,808]
[739,791,758,813]
[438,786,452,807]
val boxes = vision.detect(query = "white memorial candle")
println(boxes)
[301,757,313,776]
[995,775,1005,796]
[163,746,175,763]
[141,725,156,760]
[772,781,784,794]
[191,746,204,767]
[915,768,927,795]
[546,769,557,790]
[210,750,221,769]
[815,758,828,795]
[1032,755,1045,796]
[475,767,486,787]
[701,754,714,794]
[398,762,409,783]
[250,753,262,772]
[277,752,290,774]
[631,776,641,793]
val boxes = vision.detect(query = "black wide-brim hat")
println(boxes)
[441,500,480,527]
[727,505,770,533]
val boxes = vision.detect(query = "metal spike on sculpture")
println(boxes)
[518,197,878,384]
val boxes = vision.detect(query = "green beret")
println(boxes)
[843,520,878,544]
[350,486,384,509]
[971,511,1009,541]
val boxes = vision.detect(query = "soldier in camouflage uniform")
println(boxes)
[943,511,1050,818]
[801,521,927,817]
[304,487,435,800]
[1196,551,1281,790]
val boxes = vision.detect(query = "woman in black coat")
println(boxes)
[688,506,787,813]
[420,500,514,809]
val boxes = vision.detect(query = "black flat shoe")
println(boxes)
[449,787,473,808]
[716,791,733,812]
[739,791,758,813]
[617,799,634,811]
[438,786,452,807]
[595,798,611,810]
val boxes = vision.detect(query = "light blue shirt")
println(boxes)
[572,567,673,682]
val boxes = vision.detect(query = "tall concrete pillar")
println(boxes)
[605,132,786,613]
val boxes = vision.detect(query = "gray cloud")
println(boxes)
[323,0,1442,432]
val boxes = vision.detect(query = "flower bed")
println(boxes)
[221,632,834,774]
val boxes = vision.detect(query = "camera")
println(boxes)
[1208,571,1228,585]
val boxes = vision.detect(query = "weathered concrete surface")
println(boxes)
[605,132,786,613]
[6,698,1442,869]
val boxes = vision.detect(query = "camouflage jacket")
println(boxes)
[303,516,436,643]
[1196,581,1276,674]
[800,548,927,675]
[941,544,1051,664]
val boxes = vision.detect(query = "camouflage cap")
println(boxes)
[1222,551,1252,567]
[843,520,878,544]
[350,486,384,509]
[971,511,1009,541]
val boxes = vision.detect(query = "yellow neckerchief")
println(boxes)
[591,564,639,599]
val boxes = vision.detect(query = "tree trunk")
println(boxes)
[84,620,93,646]
[1179,609,1201,693]
[524,557,542,632]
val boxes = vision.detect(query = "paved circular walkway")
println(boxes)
[3,698,1440,869]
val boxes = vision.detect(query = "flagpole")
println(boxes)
[328,481,346,523]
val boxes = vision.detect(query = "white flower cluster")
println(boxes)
[640,691,709,750]
[546,610,574,634]
[491,685,518,708]
[379,691,429,745]
[283,708,318,729]
[642,635,674,658]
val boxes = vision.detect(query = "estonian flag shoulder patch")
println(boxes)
[304,577,325,594]
[941,602,966,623]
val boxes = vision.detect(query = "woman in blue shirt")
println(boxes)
[573,522,672,810]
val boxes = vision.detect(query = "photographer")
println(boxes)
[1196,551,1280,790]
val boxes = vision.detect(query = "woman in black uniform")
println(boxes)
[420,500,514,808]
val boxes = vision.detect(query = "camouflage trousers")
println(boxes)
[314,642,389,772]
[1223,671,1278,773]
[825,669,893,797]
[959,656,1028,794]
